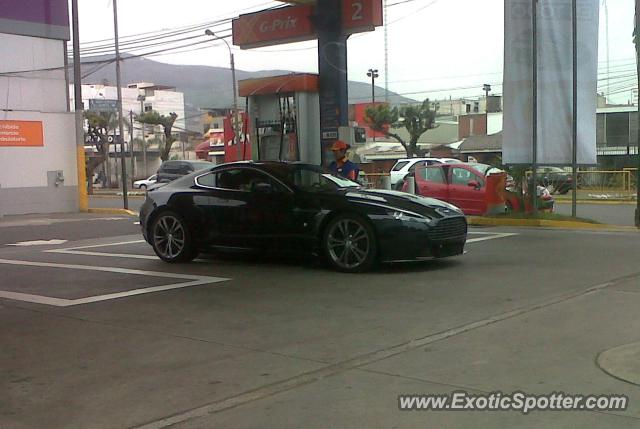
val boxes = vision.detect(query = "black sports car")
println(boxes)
[140,162,467,272]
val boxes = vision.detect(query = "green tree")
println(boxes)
[365,99,437,157]
[136,110,178,161]
[84,110,116,194]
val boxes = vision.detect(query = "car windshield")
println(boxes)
[287,165,360,191]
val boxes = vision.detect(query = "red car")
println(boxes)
[401,163,553,215]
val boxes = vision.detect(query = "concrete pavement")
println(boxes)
[1,217,639,428]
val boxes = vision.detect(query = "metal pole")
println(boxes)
[635,0,640,227]
[71,0,88,211]
[571,0,578,217]
[532,0,538,215]
[112,0,128,209]
[383,0,389,103]
[129,110,135,182]
[140,99,147,177]
[231,52,240,146]
[371,72,376,143]
[371,73,376,105]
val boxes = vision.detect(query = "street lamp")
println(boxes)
[367,68,379,105]
[367,68,379,142]
[205,29,240,146]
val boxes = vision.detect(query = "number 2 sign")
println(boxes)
[342,0,383,35]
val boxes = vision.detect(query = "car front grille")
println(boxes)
[429,217,467,241]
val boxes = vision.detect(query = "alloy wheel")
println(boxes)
[153,215,186,260]
[326,218,371,270]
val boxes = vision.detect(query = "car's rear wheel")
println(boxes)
[323,214,377,273]
[151,211,198,263]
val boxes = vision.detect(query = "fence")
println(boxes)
[366,170,638,200]
[520,169,636,200]
[361,173,392,189]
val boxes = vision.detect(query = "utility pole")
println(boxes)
[129,110,135,182]
[138,95,147,177]
[532,0,538,215]
[71,0,88,211]
[571,0,578,218]
[205,30,240,146]
[635,0,640,227]
[367,68,379,142]
[383,0,389,103]
[112,0,128,209]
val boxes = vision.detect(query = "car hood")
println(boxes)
[342,188,464,218]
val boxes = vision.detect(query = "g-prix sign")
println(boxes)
[232,0,382,49]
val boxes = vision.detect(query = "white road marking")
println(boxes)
[48,250,158,260]
[44,233,517,262]
[46,240,155,260]
[51,239,146,251]
[466,232,518,243]
[0,258,229,307]
[7,239,68,246]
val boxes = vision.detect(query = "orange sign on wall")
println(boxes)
[0,120,44,147]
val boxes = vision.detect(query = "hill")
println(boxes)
[77,54,416,131]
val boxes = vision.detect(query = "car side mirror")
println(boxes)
[252,182,273,193]
[467,180,480,189]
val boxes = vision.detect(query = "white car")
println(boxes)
[133,174,157,190]
[389,158,460,188]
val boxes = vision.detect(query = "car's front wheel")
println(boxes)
[151,211,198,263]
[323,214,377,273]
[140,184,147,190]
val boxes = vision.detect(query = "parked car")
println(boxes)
[156,160,214,183]
[401,162,554,215]
[534,166,574,195]
[133,174,157,190]
[389,158,460,189]
[140,161,468,272]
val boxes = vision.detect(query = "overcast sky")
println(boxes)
[73,0,637,103]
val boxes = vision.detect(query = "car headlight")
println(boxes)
[388,209,432,223]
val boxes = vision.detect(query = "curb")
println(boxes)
[88,208,139,216]
[90,194,146,199]
[554,200,637,206]
[467,216,639,232]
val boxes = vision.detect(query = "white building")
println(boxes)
[0,3,78,216]
[70,82,186,142]
[69,83,187,181]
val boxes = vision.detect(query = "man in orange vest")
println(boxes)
[329,140,359,181]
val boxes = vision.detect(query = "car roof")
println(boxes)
[395,158,441,163]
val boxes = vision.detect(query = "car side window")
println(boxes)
[216,168,275,192]
[408,162,422,173]
[451,167,483,187]
[391,161,410,172]
[196,172,216,188]
[423,166,446,183]
[162,162,179,174]
[180,163,193,175]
